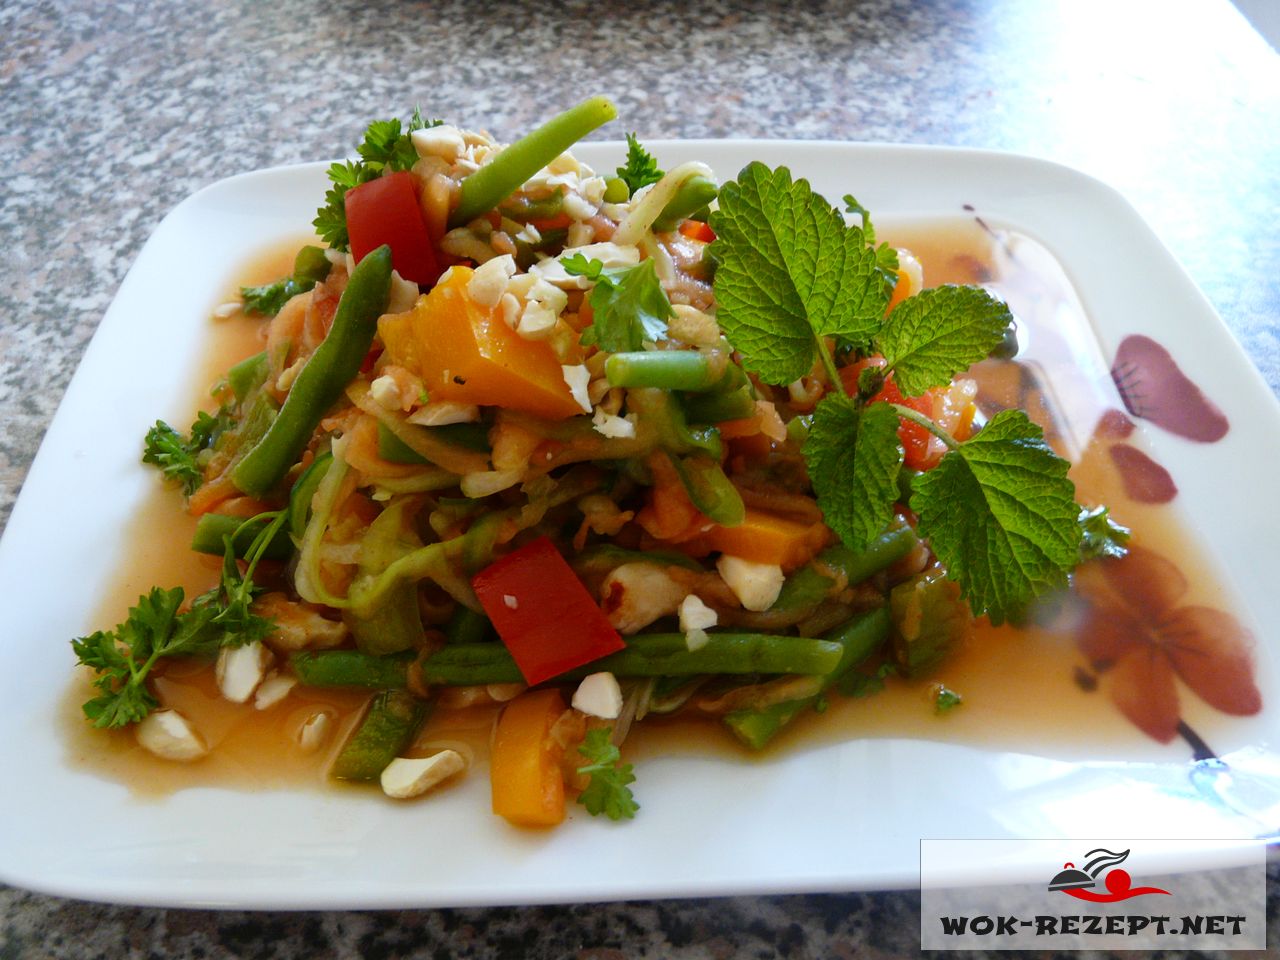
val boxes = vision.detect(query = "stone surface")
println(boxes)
[1,0,1277,955]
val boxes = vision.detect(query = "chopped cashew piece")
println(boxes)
[466,254,516,308]
[716,555,785,612]
[253,672,297,710]
[216,641,274,704]
[136,709,208,761]
[561,364,592,413]
[369,375,402,410]
[408,401,481,426]
[296,711,334,753]
[386,270,420,314]
[591,409,636,439]
[411,124,466,162]
[380,751,467,799]
[572,672,623,719]
[679,594,718,632]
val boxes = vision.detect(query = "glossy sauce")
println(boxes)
[64,220,1257,798]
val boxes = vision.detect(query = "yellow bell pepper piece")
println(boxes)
[378,266,583,420]
[490,688,567,828]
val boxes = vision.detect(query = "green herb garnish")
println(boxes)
[616,133,663,195]
[576,727,639,821]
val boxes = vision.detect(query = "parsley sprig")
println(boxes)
[71,514,282,728]
[314,110,441,250]
[616,133,664,195]
[142,409,232,495]
[709,162,1085,623]
[576,727,639,820]
[562,254,672,352]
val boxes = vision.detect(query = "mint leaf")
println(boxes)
[911,410,1082,624]
[875,285,1012,397]
[804,396,903,551]
[617,133,663,194]
[562,254,672,352]
[709,162,891,383]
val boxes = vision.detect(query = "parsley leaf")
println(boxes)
[562,254,672,352]
[71,587,221,728]
[933,686,963,714]
[910,410,1083,624]
[874,285,1012,397]
[576,727,638,821]
[240,279,302,317]
[709,162,891,383]
[313,112,441,250]
[617,133,663,195]
[142,410,231,495]
[803,396,903,550]
[1078,504,1131,562]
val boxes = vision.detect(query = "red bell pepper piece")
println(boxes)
[678,219,716,243]
[471,536,625,686]
[344,171,441,286]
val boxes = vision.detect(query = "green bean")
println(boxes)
[723,606,891,749]
[652,175,719,233]
[444,606,493,645]
[499,187,564,223]
[602,176,630,203]
[232,245,392,496]
[420,632,844,686]
[290,650,411,689]
[330,690,428,782]
[448,96,617,229]
[226,351,270,404]
[771,520,919,615]
[670,453,745,526]
[683,386,756,424]
[191,513,293,561]
[292,244,332,285]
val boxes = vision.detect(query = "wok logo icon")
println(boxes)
[1047,848,1172,902]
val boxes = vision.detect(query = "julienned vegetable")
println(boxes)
[73,100,1119,831]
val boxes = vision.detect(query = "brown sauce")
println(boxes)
[63,220,1260,799]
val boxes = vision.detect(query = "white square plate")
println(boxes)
[2,142,1278,908]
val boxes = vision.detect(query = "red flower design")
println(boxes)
[1073,546,1261,742]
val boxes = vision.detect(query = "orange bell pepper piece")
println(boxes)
[698,508,831,570]
[378,266,584,420]
[490,688,568,828]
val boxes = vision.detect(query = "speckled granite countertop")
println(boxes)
[2,0,1278,956]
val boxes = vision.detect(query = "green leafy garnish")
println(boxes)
[562,254,672,352]
[314,111,441,250]
[616,133,663,195]
[873,286,1012,397]
[71,587,218,728]
[838,661,896,698]
[843,193,900,285]
[241,245,333,317]
[711,163,1084,623]
[71,513,281,727]
[933,686,963,714]
[803,397,902,550]
[709,162,892,384]
[576,727,638,821]
[1078,505,1131,561]
[142,409,232,495]
[910,411,1082,624]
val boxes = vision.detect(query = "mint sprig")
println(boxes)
[874,285,1012,397]
[910,410,1082,624]
[709,162,892,384]
[804,397,902,550]
[711,162,1086,623]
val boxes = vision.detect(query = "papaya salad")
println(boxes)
[72,97,1123,827]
